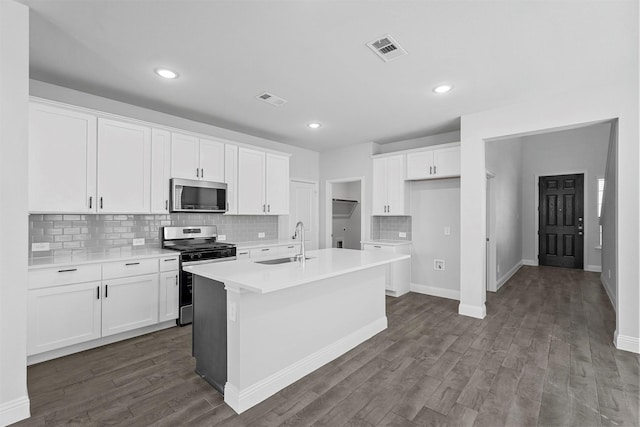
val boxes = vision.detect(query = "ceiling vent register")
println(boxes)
[256,92,288,107]
[367,34,408,62]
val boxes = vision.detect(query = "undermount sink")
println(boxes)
[255,256,313,265]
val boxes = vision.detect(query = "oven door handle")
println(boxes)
[182,256,237,267]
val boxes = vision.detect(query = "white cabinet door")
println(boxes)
[199,138,225,182]
[433,146,461,178]
[97,118,151,213]
[151,128,171,213]
[28,103,97,213]
[372,158,388,215]
[225,144,238,214]
[101,273,159,337]
[27,281,102,355]
[265,153,290,215]
[238,147,266,214]
[385,155,406,215]
[159,271,179,322]
[406,150,434,180]
[171,132,199,180]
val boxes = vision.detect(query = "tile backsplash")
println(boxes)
[29,213,278,258]
[371,216,412,240]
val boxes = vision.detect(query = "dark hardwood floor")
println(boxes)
[13,266,639,426]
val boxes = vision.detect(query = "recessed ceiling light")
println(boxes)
[155,68,179,79]
[307,123,322,129]
[433,84,454,94]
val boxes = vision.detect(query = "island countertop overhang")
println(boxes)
[183,248,410,294]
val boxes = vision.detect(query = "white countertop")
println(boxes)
[234,239,297,250]
[184,248,410,294]
[361,240,412,246]
[28,248,178,270]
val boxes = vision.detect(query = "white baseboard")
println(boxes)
[614,330,640,354]
[0,395,30,426]
[410,283,460,300]
[27,320,176,365]
[224,316,388,414]
[600,274,616,309]
[522,259,538,266]
[458,303,486,319]
[585,264,602,273]
[495,261,523,291]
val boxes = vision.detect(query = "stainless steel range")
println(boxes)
[162,226,236,326]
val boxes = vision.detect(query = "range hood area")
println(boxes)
[332,198,359,218]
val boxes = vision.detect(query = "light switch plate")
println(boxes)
[258,232,265,238]
[132,238,145,246]
[32,242,50,252]
[434,259,445,270]
[444,226,451,236]
[218,234,226,241]
[399,232,407,238]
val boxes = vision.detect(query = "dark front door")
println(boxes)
[539,174,584,269]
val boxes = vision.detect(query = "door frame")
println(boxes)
[284,178,319,250]
[534,170,588,269]
[486,171,497,292]
[325,177,366,249]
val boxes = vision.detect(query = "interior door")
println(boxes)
[289,180,318,250]
[538,174,584,269]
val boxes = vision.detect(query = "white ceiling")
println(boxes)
[22,0,636,152]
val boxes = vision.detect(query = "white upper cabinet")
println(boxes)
[237,148,290,215]
[97,118,152,213]
[150,128,171,214]
[28,102,97,213]
[265,153,290,215]
[224,144,238,214]
[171,132,224,182]
[406,145,460,180]
[372,155,409,216]
[237,147,266,214]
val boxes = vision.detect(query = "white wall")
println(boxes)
[601,122,618,307]
[485,138,523,286]
[319,143,377,248]
[331,182,361,250]
[519,123,610,270]
[375,130,460,155]
[0,1,30,425]
[460,83,639,353]
[409,179,461,299]
[30,80,320,183]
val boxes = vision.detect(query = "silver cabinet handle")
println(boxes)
[97,286,100,299]
[105,284,108,298]
[89,196,92,209]
[267,204,270,213]
[100,197,103,209]
[164,258,177,262]
[374,245,382,248]
[196,168,199,178]
[58,268,77,273]
[239,251,248,255]
[263,204,266,212]
[201,168,204,178]
[165,200,168,211]
[429,166,433,175]
[261,248,270,251]
[175,274,178,285]
[125,262,140,266]
[434,165,437,175]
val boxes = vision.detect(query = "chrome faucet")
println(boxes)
[292,221,306,263]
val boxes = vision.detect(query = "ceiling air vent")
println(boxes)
[256,92,288,107]
[366,34,407,62]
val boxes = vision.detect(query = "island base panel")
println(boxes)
[193,276,227,395]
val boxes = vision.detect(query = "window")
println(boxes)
[597,178,605,246]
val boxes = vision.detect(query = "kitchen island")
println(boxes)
[184,248,410,414]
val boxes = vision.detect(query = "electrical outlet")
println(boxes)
[399,232,407,238]
[258,232,265,238]
[444,226,451,236]
[132,238,145,246]
[32,242,50,252]
[218,234,226,241]
[434,259,445,271]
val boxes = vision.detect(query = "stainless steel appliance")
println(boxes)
[170,178,228,213]
[162,225,236,326]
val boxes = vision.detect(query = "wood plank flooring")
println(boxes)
[13,266,639,426]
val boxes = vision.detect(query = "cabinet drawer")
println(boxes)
[159,256,179,272]
[236,250,251,260]
[283,244,298,257]
[250,246,283,259]
[363,244,395,253]
[102,258,158,279]
[29,264,102,289]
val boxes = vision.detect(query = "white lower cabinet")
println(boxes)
[362,242,411,297]
[101,274,159,337]
[159,271,179,322]
[27,281,102,356]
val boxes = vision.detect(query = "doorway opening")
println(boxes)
[325,178,365,250]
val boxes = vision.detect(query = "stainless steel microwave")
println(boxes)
[170,178,228,213]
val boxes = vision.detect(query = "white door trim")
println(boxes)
[486,171,497,292]
[325,177,366,249]
[287,179,319,250]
